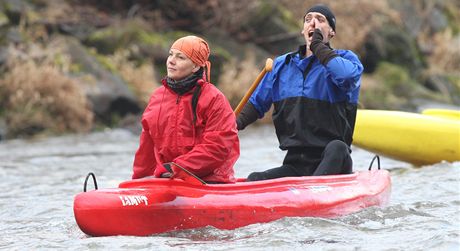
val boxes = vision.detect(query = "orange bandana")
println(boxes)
[171,36,212,81]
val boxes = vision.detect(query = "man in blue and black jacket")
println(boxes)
[237,4,364,181]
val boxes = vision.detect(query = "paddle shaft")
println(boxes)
[163,162,207,185]
[234,58,273,116]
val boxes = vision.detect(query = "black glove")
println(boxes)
[236,102,259,130]
[310,29,338,65]
[163,163,173,173]
[154,163,173,178]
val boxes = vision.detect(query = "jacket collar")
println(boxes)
[285,43,333,64]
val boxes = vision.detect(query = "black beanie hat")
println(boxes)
[305,4,336,31]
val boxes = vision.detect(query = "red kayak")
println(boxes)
[74,169,391,236]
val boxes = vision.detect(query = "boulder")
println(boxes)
[1,0,28,25]
[0,118,6,141]
[361,25,425,74]
[61,38,141,122]
[422,74,460,105]
[234,1,303,55]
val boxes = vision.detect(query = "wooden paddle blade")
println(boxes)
[264,58,273,71]
[234,58,273,116]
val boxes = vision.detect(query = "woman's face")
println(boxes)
[166,49,199,81]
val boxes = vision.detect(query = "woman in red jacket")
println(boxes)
[132,35,239,183]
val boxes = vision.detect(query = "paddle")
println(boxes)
[163,162,207,185]
[234,58,273,116]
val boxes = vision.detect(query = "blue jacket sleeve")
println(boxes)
[325,50,363,92]
[249,56,286,118]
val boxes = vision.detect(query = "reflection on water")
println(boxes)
[0,126,459,250]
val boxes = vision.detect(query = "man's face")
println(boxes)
[302,12,335,45]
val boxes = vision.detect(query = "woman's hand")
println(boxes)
[154,164,172,178]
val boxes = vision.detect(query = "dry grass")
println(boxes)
[217,50,275,124]
[217,50,261,108]
[406,1,460,78]
[429,29,460,75]
[108,49,158,107]
[0,44,93,138]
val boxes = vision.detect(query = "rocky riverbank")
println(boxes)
[0,0,458,139]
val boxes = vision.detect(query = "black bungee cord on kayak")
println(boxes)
[83,172,98,192]
[368,155,381,170]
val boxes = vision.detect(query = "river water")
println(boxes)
[0,125,459,250]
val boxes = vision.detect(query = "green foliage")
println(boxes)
[52,53,70,70]
[359,62,422,110]
[85,27,128,54]
[278,5,302,32]
[256,1,274,18]
[93,52,117,73]
[1,1,20,25]
[446,74,460,102]
[0,12,9,26]
[85,21,144,54]
[447,74,460,89]
[252,1,300,33]
[69,62,83,73]
[444,4,460,35]
[85,21,191,55]
[138,30,190,48]
[375,62,417,97]
[137,30,165,46]
[211,46,232,62]
[359,85,394,109]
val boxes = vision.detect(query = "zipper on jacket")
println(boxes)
[174,94,180,152]
[303,58,315,81]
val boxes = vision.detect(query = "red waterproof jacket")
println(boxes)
[132,78,239,183]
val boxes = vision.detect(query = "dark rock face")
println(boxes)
[62,38,142,121]
[423,74,460,104]
[0,118,6,141]
[2,0,28,26]
[362,25,425,75]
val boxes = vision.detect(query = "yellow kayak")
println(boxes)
[353,109,460,166]
[422,108,460,120]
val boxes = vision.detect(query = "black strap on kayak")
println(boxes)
[368,155,381,170]
[83,172,98,192]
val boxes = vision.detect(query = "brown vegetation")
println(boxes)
[107,49,158,107]
[0,0,458,139]
[218,50,261,108]
[0,43,93,137]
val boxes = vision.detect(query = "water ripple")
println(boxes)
[0,127,459,250]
